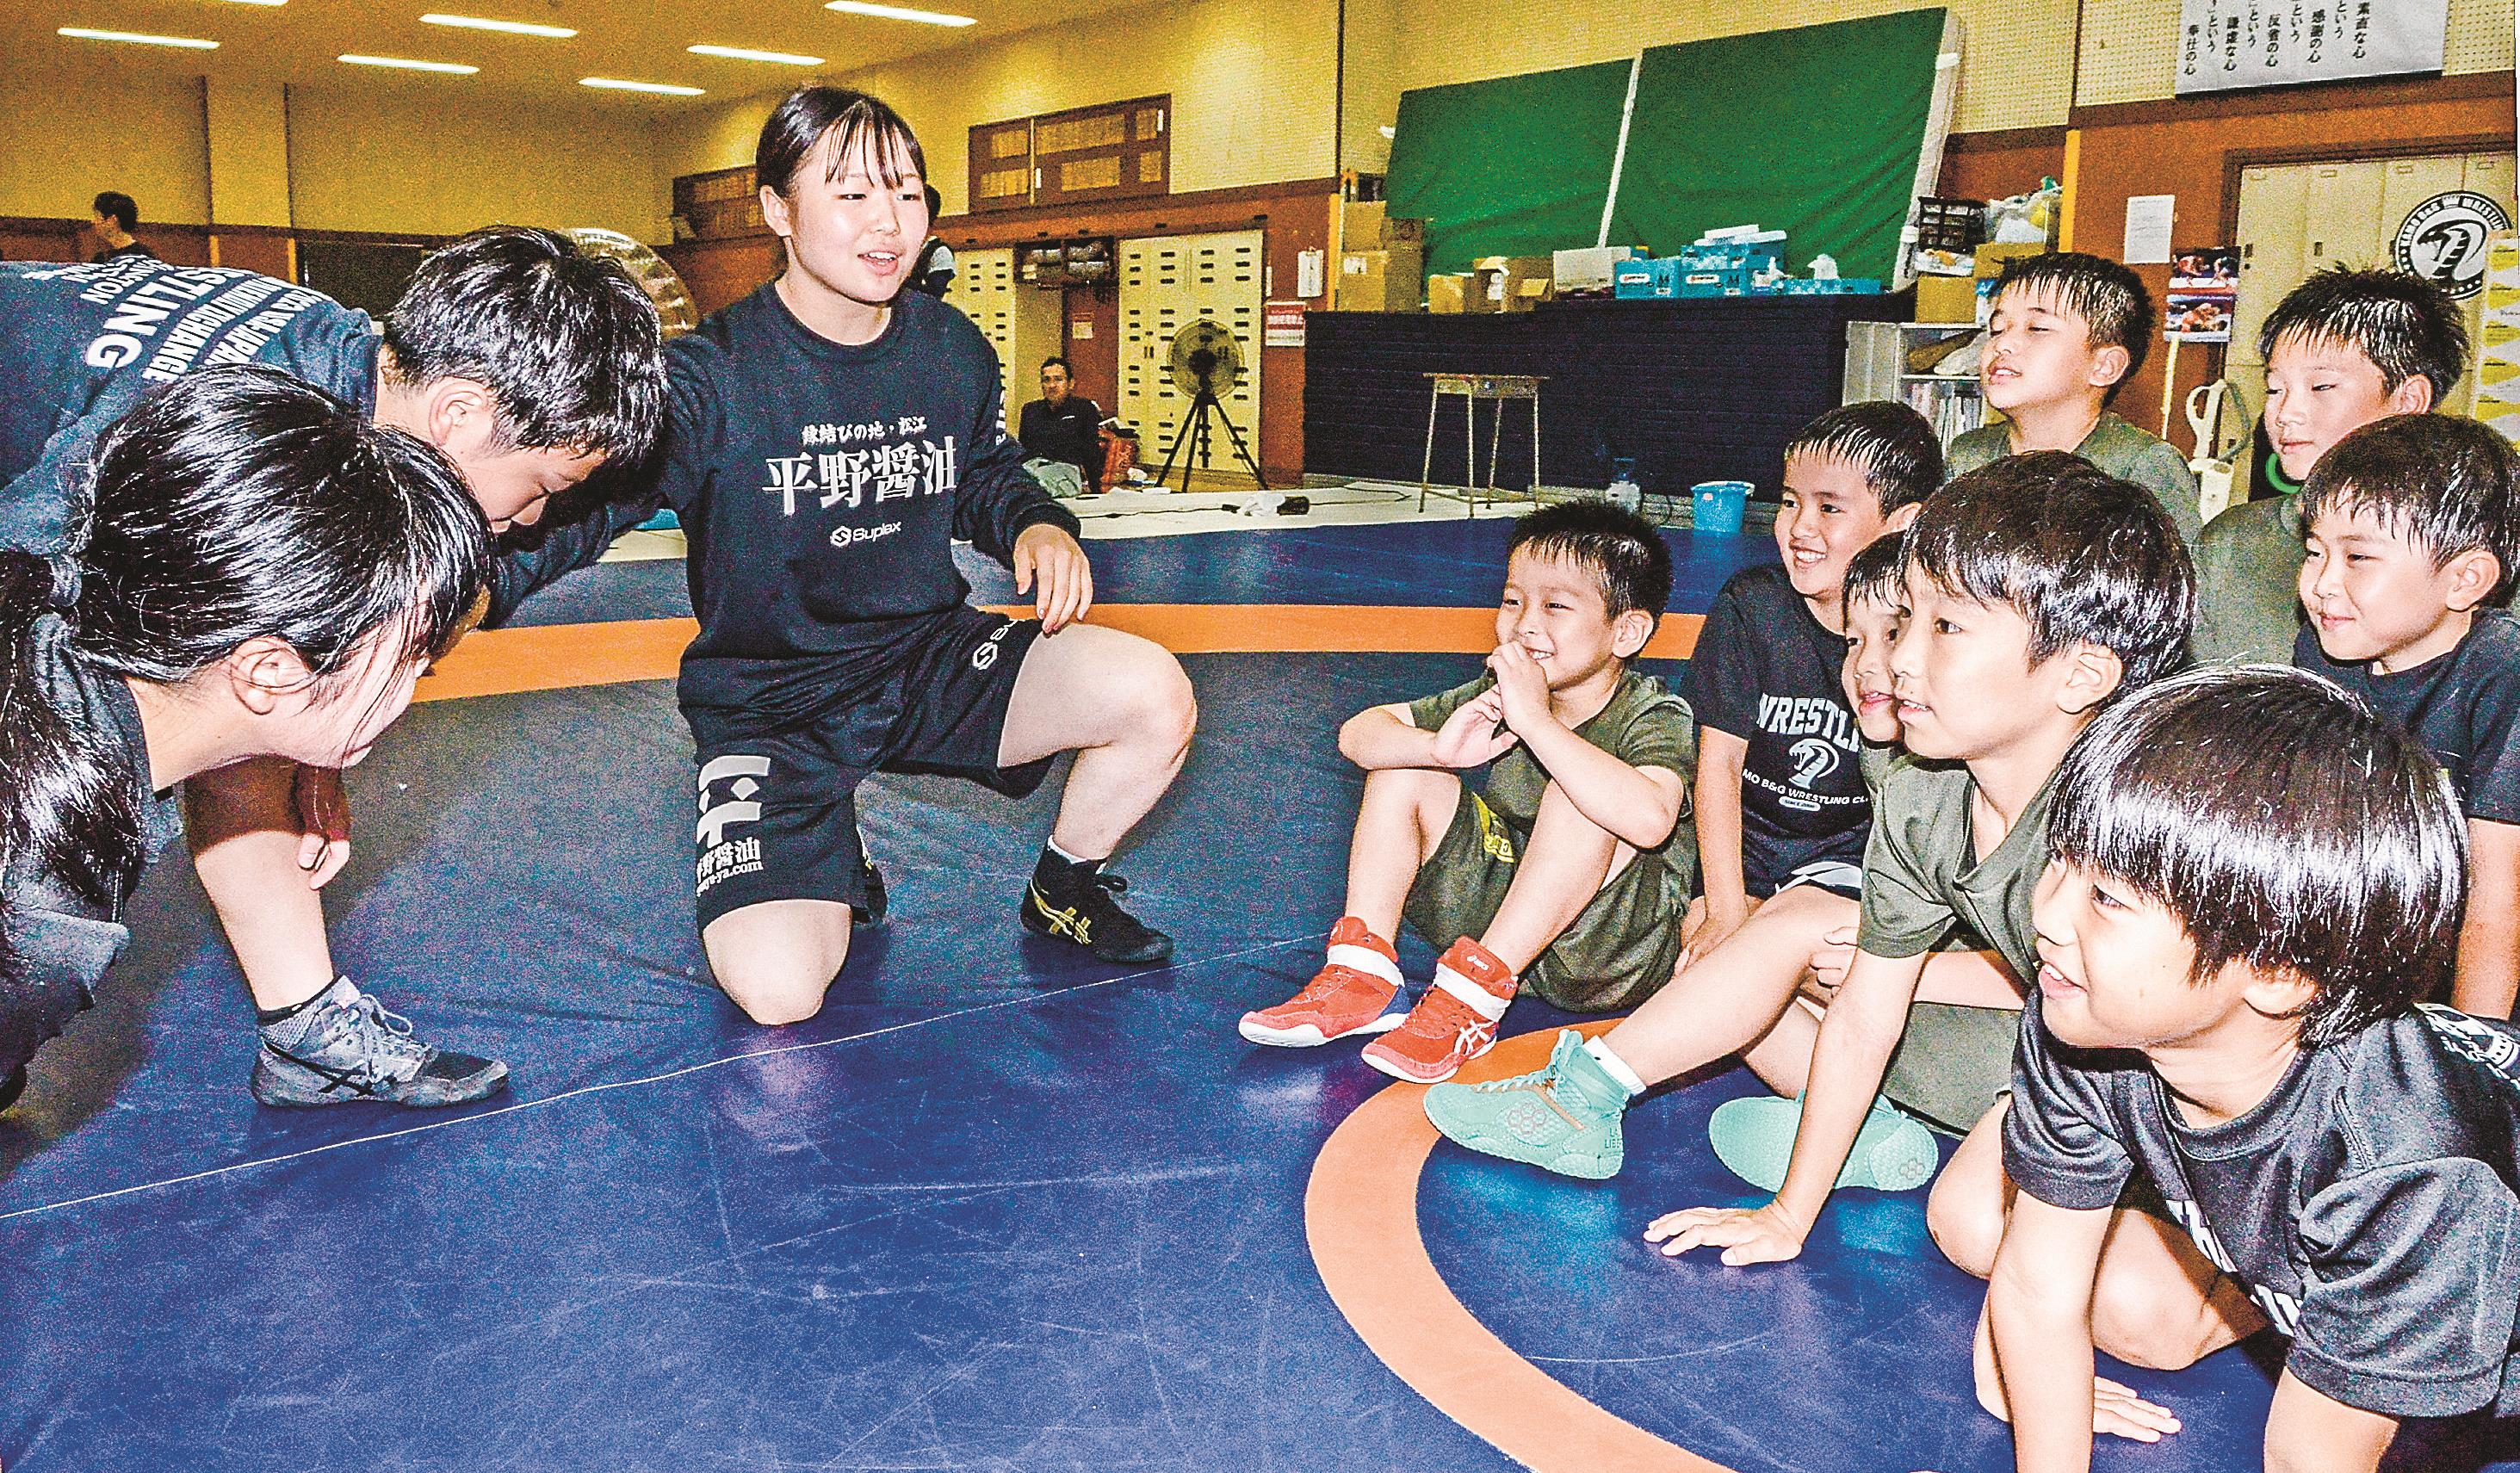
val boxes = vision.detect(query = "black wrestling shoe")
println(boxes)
[1020,871,1174,964]
[250,979,509,1109]
[851,856,889,927]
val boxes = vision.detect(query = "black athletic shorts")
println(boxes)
[690,605,1049,930]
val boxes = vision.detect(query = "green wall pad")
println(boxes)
[1608,9,1948,282]
[1385,59,1635,277]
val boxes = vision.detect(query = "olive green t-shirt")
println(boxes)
[1945,412,2203,546]
[1854,754,2060,981]
[1407,670,1696,842]
[2193,494,2303,666]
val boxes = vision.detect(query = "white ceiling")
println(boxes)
[18,0,1152,110]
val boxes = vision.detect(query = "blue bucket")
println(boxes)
[1691,480,1752,535]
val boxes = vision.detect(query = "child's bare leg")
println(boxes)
[1343,768,1461,940]
[1741,996,1824,1097]
[1597,884,1849,1084]
[1937,1101,2262,1438]
[1477,782,1630,974]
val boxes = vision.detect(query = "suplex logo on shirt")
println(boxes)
[1755,695,1858,812]
[763,414,959,519]
[696,754,771,894]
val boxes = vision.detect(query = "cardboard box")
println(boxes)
[1341,201,1427,251]
[1915,273,1978,324]
[1471,255,1553,313]
[1335,245,1425,312]
[1427,273,1471,314]
[1973,242,2048,288]
[1612,258,1668,300]
[1552,245,1636,293]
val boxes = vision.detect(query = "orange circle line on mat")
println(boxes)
[1304,1023,1739,1473]
[415,605,1706,703]
[416,608,1727,1462]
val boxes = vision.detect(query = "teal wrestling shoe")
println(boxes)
[1706,1094,1939,1193]
[1422,1029,1635,1180]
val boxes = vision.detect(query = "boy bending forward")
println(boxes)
[1239,500,1697,1082]
[1995,666,2520,1471]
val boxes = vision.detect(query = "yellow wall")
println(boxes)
[659,0,1343,215]
[0,65,211,224]
[2077,0,2514,106]
[289,85,667,239]
[0,65,666,241]
[206,79,293,227]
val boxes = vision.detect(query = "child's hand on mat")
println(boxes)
[1430,690,1519,769]
[292,764,352,889]
[1643,1200,1809,1265]
[1484,642,1553,736]
[1012,523,1094,633]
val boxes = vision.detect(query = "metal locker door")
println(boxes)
[2303,161,2388,274]
[2232,163,2313,420]
[949,248,1018,409]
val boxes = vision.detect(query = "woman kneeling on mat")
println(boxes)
[0,367,494,1111]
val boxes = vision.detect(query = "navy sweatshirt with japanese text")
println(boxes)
[647,283,1077,743]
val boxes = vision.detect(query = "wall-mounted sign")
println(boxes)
[2176,1,2446,96]
[2394,191,2513,300]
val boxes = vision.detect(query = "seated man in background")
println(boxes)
[1019,356,1105,496]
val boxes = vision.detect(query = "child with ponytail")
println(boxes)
[0,366,495,1109]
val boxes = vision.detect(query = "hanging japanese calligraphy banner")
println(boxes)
[2176,1,2447,96]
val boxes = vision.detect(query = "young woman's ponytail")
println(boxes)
[2,366,491,985]
[0,553,137,919]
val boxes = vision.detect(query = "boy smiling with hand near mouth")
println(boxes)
[1238,500,1698,1082]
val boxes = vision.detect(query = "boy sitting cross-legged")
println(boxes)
[1676,402,1938,969]
[2294,413,2520,1018]
[2195,265,2469,665]
[1945,251,2202,544]
[1993,665,2520,1473]
[1237,499,1698,1082]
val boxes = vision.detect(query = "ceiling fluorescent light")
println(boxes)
[59,27,219,48]
[580,77,705,96]
[219,1,288,8]
[422,14,577,38]
[689,44,824,65]
[339,53,479,73]
[823,2,976,28]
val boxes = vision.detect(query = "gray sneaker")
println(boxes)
[250,979,509,1109]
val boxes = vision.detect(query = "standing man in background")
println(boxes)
[88,192,154,263]
[1019,356,1105,495]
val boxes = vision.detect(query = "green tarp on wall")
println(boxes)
[1607,9,1947,281]
[1384,59,1634,276]
[1382,10,1947,282]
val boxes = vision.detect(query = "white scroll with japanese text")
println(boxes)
[2176,1,2446,96]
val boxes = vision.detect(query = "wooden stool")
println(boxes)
[1419,373,1544,515]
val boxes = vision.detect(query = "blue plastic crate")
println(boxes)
[1613,258,1678,300]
